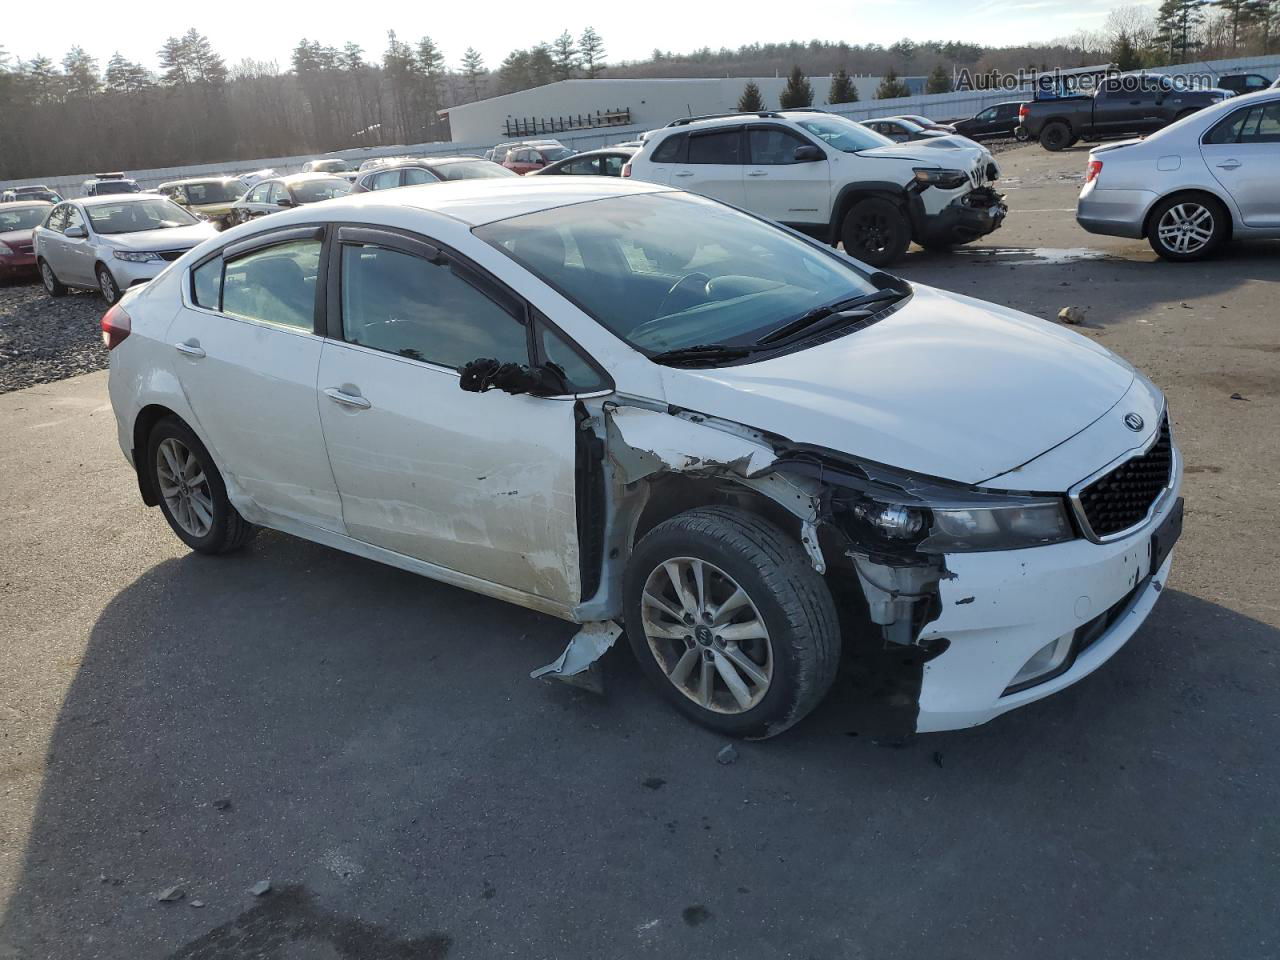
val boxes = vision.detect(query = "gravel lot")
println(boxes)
[0,143,1277,960]
[0,279,106,394]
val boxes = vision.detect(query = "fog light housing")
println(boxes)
[1004,631,1074,693]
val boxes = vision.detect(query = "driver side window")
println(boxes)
[340,243,529,369]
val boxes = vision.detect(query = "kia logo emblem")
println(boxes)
[1124,412,1145,432]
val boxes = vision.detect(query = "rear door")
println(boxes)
[743,125,829,226]
[314,225,585,605]
[635,131,687,185]
[167,226,344,532]
[670,126,746,206]
[1202,100,1280,227]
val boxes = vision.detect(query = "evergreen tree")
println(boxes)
[551,31,579,80]
[528,44,555,86]
[875,67,911,99]
[778,65,813,108]
[1211,0,1256,50]
[1155,0,1208,61]
[925,63,952,93]
[61,46,99,97]
[104,52,152,93]
[737,80,764,111]
[828,69,858,103]
[461,47,486,100]
[1112,31,1142,70]
[579,27,606,78]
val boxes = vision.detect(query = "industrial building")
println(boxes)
[438,76,915,143]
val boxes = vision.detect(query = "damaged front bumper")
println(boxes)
[913,490,1182,732]
[914,185,1007,246]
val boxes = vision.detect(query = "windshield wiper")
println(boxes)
[649,343,763,367]
[755,288,908,346]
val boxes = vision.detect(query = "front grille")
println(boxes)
[1076,416,1172,538]
[157,249,186,262]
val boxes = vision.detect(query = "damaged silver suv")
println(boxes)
[106,177,1182,739]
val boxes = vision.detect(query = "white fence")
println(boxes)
[4,53,1278,198]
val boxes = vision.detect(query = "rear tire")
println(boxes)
[1039,121,1072,151]
[39,259,67,297]
[624,506,841,739]
[840,197,911,268]
[147,416,257,555]
[1146,193,1229,262]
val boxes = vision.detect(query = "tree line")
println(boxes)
[1,5,1276,180]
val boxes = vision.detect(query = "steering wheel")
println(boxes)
[655,272,712,317]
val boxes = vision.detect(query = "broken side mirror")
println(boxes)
[459,358,569,397]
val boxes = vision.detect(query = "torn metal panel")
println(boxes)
[737,470,827,574]
[605,405,776,483]
[848,552,947,647]
[531,620,623,694]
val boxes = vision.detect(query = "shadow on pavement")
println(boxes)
[1,530,1277,959]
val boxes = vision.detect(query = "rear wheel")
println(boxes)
[147,417,256,554]
[840,197,911,268]
[39,259,67,297]
[1147,194,1229,261]
[624,507,841,739]
[1039,121,1072,151]
[96,265,120,304]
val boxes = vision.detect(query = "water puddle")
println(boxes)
[954,246,1114,265]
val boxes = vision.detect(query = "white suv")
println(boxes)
[625,110,1006,266]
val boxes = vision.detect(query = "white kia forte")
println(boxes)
[105,177,1183,739]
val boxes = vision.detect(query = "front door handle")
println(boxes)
[1216,159,1241,170]
[174,340,205,358]
[324,387,371,410]
[747,171,768,177]
[674,171,694,178]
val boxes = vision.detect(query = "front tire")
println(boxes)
[624,507,841,739]
[840,197,911,268]
[147,416,257,554]
[1039,121,1072,151]
[39,259,67,297]
[96,265,120,304]
[1146,194,1229,261]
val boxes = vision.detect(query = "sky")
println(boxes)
[2,0,1135,73]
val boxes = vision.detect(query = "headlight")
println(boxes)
[912,167,969,190]
[835,485,1073,552]
[0,241,12,255]
[113,250,162,263]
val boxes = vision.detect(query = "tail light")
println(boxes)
[101,303,131,349]
[621,161,632,178]
[1085,160,1103,184]
[1018,104,1029,120]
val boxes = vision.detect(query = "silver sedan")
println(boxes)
[1077,88,1280,260]
[32,195,218,303]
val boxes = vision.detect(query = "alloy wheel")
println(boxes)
[41,263,56,292]
[1157,203,1214,255]
[854,212,890,255]
[640,557,773,714]
[156,437,214,538]
[98,269,118,302]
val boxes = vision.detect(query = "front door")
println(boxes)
[315,227,582,605]
[1202,100,1280,228]
[57,205,97,285]
[167,227,344,532]
[743,125,830,226]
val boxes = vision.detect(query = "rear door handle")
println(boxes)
[1216,159,1241,170]
[174,340,205,358]
[674,171,694,178]
[324,387,371,410]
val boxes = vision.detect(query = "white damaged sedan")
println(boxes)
[105,178,1182,738]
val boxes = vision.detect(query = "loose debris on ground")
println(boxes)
[0,280,106,394]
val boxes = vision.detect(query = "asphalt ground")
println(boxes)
[1,142,1277,959]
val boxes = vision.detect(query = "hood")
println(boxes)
[659,285,1135,487]
[98,222,218,251]
[0,228,35,246]
[858,138,992,171]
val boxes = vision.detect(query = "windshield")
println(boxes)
[433,160,520,181]
[182,180,242,204]
[87,198,199,234]
[538,147,574,162]
[0,206,49,230]
[311,159,349,173]
[93,180,140,195]
[293,178,351,203]
[792,115,893,152]
[477,192,881,354]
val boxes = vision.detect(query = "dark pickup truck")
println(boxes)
[1019,74,1230,150]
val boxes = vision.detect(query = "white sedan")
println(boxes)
[105,178,1182,738]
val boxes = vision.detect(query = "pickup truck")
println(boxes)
[1019,74,1230,150]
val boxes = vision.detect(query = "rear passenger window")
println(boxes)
[192,258,222,309]
[651,133,688,163]
[689,129,742,164]
[372,170,401,190]
[1205,107,1258,144]
[221,238,321,330]
[402,167,435,185]
[340,244,528,369]
[1242,103,1280,143]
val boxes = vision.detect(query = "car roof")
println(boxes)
[159,176,239,187]
[0,199,53,209]
[315,176,669,227]
[77,192,168,208]
[552,147,638,159]
[9,185,53,191]
[279,172,348,184]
